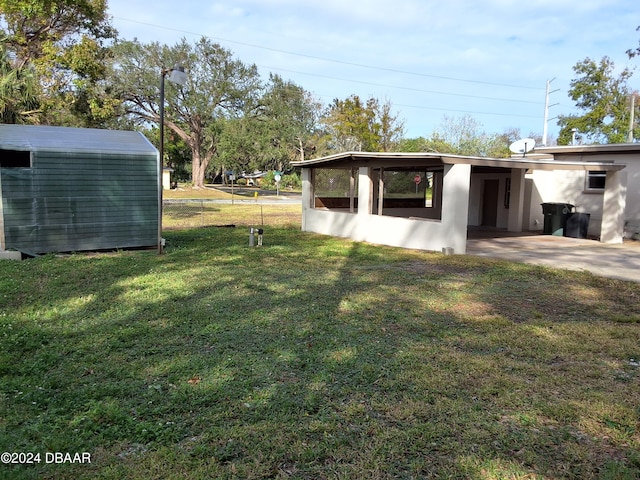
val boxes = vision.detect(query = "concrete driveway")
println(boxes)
[466,231,640,283]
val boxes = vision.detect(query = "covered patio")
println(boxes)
[291,152,626,254]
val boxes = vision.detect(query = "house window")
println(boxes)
[585,171,606,191]
[0,149,31,168]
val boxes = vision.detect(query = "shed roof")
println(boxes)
[0,124,157,155]
[291,151,625,172]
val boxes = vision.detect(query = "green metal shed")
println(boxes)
[0,124,159,255]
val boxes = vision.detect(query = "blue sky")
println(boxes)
[107,0,639,142]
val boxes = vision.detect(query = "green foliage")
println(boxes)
[557,56,638,144]
[217,116,262,175]
[217,73,321,174]
[0,0,118,126]
[321,94,404,153]
[261,170,301,190]
[384,170,431,196]
[254,74,322,166]
[162,131,193,182]
[0,46,40,123]
[398,135,450,152]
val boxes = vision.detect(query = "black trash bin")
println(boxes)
[541,202,574,236]
[565,212,590,239]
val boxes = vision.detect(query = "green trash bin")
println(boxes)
[541,202,574,236]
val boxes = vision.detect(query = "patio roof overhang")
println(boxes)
[291,151,626,172]
[536,143,640,155]
[291,151,444,169]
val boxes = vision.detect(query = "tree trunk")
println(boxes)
[191,146,213,188]
[192,153,204,188]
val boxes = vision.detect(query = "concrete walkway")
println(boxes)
[466,231,640,283]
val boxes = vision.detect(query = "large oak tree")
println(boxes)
[111,37,262,188]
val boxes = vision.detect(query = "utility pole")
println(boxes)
[628,94,636,143]
[542,78,559,146]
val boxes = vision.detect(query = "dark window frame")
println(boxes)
[0,149,32,168]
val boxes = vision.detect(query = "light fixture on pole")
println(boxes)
[158,65,187,254]
[571,128,579,146]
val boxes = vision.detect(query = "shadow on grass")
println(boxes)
[0,226,639,479]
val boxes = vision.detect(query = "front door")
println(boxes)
[482,179,499,227]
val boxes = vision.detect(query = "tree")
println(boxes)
[256,74,322,165]
[0,0,118,126]
[0,46,40,123]
[216,116,261,181]
[218,74,322,175]
[141,125,192,183]
[557,56,637,144]
[397,135,452,153]
[321,95,404,152]
[376,99,405,152]
[430,114,511,157]
[111,37,262,188]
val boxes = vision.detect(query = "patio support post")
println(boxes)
[358,166,373,216]
[507,168,526,232]
[301,168,313,231]
[349,168,356,213]
[601,169,627,243]
[378,167,384,216]
[441,163,471,254]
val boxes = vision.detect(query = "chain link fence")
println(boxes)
[162,199,301,230]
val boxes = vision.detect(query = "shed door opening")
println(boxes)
[0,149,31,168]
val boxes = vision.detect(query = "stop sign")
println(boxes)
[414,175,422,185]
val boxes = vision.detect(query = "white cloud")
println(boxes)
[209,4,247,17]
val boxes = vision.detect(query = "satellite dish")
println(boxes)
[509,138,536,156]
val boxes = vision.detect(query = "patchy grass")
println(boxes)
[163,202,301,230]
[1,227,639,479]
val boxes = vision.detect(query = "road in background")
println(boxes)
[204,186,301,204]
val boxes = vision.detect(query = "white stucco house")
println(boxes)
[291,144,635,255]
[530,144,640,240]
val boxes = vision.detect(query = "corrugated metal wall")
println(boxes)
[1,150,158,254]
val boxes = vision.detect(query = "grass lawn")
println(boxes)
[162,184,302,230]
[163,203,301,231]
[1,225,639,479]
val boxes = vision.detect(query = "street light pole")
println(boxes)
[158,65,187,254]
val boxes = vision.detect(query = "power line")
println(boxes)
[111,14,552,130]
[394,103,540,119]
[261,64,543,105]
[111,16,544,92]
